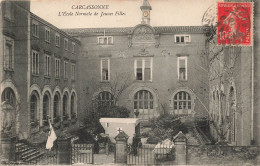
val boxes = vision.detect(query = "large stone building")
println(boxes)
[65,0,209,122]
[1,0,260,148]
[0,0,80,142]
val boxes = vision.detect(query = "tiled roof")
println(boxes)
[63,26,204,36]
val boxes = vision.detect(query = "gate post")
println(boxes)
[173,131,187,165]
[57,136,71,165]
[114,131,129,164]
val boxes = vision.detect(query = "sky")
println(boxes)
[30,0,218,29]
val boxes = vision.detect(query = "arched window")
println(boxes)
[134,90,154,120]
[30,94,38,123]
[173,91,191,115]
[97,91,114,108]
[71,93,76,119]
[63,94,68,121]
[43,94,50,126]
[53,93,60,122]
[2,88,15,106]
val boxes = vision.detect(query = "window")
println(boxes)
[55,33,60,47]
[98,36,113,45]
[2,88,16,106]
[42,94,50,126]
[97,91,114,108]
[177,57,187,81]
[101,58,110,81]
[4,37,14,70]
[64,61,69,79]
[32,20,39,37]
[134,90,154,120]
[45,27,50,43]
[44,54,51,77]
[173,91,191,113]
[71,63,76,80]
[134,58,152,81]
[72,42,75,53]
[55,58,60,78]
[32,51,39,75]
[175,35,190,43]
[64,38,68,50]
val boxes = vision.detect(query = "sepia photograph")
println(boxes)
[0,0,259,165]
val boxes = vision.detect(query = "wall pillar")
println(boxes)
[0,135,16,163]
[173,131,187,165]
[57,137,71,165]
[114,131,129,164]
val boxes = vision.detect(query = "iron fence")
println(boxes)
[127,144,176,165]
[71,143,94,164]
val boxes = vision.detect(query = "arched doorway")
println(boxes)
[53,93,60,123]
[30,92,40,131]
[42,92,51,126]
[1,88,16,136]
[62,93,69,121]
[71,92,76,119]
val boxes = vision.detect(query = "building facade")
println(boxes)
[1,1,80,142]
[65,0,209,122]
[1,0,260,147]
[207,33,253,145]
[206,0,259,146]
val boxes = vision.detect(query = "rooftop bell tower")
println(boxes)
[140,0,152,25]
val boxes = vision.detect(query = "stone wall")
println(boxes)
[187,145,260,165]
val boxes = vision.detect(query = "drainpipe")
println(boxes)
[251,46,254,144]
[27,10,31,138]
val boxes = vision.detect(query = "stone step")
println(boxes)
[25,152,44,163]
[16,143,28,149]
[16,141,44,163]
[21,148,37,157]
[16,142,25,147]
[16,146,30,153]
[21,149,40,160]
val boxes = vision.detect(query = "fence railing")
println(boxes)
[127,144,175,165]
[71,143,94,164]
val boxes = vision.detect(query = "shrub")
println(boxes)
[140,131,150,138]
[147,137,161,144]
[148,114,188,141]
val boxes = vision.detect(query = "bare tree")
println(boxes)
[88,71,133,109]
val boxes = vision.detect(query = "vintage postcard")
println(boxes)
[1,0,259,165]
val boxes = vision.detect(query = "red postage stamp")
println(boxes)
[217,2,253,46]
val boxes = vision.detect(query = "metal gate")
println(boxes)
[71,143,94,164]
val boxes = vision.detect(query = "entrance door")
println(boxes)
[1,88,17,137]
